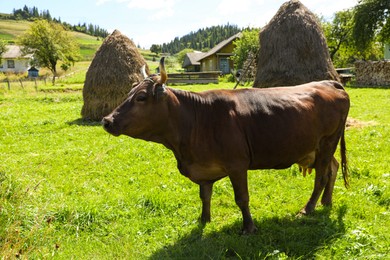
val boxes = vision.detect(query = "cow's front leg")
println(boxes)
[229,172,257,234]
[199,181,214,223]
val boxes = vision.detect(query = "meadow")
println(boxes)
[0,80,389,259]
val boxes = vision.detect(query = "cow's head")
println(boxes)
[102,57,170,139]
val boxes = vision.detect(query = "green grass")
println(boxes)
[0,83,389,258]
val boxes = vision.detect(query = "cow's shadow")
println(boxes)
[150,205,347,259]
[67,118,101,126]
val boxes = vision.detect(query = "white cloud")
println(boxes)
[96,0,111,6]
[217,0,251,16]
[301,0,357,18]
[124,0,177,20]
[96,0,177,20]
[133,28,178,49]
[126,0,175,10]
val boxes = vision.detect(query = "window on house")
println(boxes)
[7,60,15,69]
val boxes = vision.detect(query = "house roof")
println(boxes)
[182,52,205,67]
[182,32,242,67]
[2,45,33,59]
[199,32,242,61]
[28,66,39,72]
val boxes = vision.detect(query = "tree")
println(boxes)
[0,40,7,64]
[322,8,383,67]
[322,9,355,61]
[353,0,390,52]
[150,44,162,55]
[18,20,80,84]
[175,48,194,66]
[231,28,260,70]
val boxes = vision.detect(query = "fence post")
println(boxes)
[19,79,24,89]
[7,80,10,90]
[34,78,38,91]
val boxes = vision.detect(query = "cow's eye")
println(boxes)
[136,94,147,102]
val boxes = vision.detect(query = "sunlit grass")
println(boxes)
[0,83,389,258]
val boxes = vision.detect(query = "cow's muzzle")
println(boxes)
[102,116,120,136]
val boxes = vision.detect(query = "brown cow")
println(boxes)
[102,57,350,234]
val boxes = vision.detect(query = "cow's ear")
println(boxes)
[154,84,167,100]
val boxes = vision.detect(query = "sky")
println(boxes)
[1,0,358,49]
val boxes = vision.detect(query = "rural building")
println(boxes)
[182,33,241,74]
[0,45,33,73]
[182,51,204,72]
[28,66,39,78]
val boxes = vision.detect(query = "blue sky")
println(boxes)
[1,0,357,49]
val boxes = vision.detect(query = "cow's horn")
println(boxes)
[159,57,167,84]
[140,65,148,79]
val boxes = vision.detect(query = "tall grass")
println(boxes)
[0,83,389,258]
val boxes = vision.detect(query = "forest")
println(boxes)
[157,24,242,54]
[0,5,109,38]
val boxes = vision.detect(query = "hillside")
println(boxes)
[0,19,102,60]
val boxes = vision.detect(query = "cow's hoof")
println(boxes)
[297,206,315,217]
[321,199,333,207]
[296,211,306,218]
[199,215,211,225]
[298,202,317,216]
[241,225,258,235]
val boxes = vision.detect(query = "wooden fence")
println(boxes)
[1,77,50,91]
[167,71,220,84]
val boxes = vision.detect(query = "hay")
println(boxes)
[253,0,340,88]
[81,29,149,121]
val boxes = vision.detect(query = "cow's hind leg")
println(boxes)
[229,172,257,234]
[300,134,341,215]
[199,181,214,223]
[300,162,330,215]
[321,156,339,206]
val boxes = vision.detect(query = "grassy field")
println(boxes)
[0,81,389,259]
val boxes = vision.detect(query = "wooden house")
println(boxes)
[182,33,241,74]
[0,45,33,73]
[182,52,204,72]
[199,33,241,74]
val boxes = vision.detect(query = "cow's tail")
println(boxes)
[340,128,349,188]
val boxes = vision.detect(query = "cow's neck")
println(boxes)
[157,88,208,161]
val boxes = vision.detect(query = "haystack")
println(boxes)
[253,0,339,88]
[81,30,149,120]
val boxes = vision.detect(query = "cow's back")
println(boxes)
[231,81,349,169]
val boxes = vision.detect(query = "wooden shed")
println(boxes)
[27,67,39,78]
